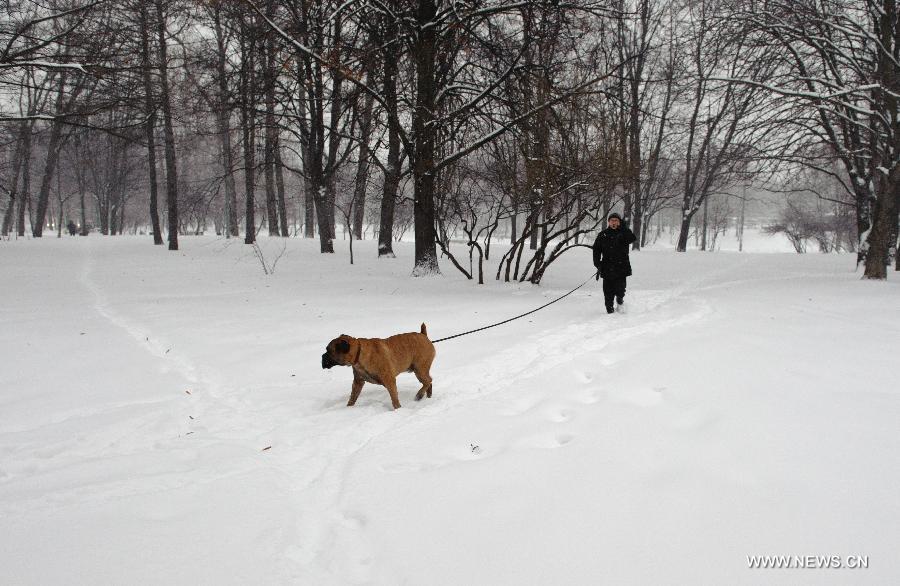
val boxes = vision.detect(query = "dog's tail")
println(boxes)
[420,323,428,337]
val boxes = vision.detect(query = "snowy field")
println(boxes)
[1,233,898,585]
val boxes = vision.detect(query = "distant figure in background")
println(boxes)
[593,212,636,314]
[66,221,78,236]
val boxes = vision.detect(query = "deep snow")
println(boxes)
[1,234,897,585]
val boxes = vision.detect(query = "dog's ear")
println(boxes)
[336,339,350,354]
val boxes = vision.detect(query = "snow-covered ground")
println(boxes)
[1,234,897,585]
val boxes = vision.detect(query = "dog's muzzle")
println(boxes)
[322,352,337,369]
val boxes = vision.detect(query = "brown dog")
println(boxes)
[321,324,435,409]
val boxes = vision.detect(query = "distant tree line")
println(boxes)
[1,0,898,279]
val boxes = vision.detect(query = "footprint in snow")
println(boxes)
[610,388,663,408]
[380,461,431,474]
[516,432,575,450]
[546,407,574,423]
[575,387,605,405]
[342,510,368,529]
[667,408,717,432]
[380,443,492,474]
[497,395,542,417]
[575,371,594,383]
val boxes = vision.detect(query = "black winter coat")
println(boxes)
[593,226,636,279]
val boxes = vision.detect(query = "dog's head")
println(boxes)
[322,334,356,369]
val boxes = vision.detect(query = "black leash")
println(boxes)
[431,272,597,344]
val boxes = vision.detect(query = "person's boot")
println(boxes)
[616,294,624,305]
[606,306,615,314]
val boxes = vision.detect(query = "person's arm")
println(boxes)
[593,235,603,278]
[622,227,637,246]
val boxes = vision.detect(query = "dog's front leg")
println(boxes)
[384,377,401,410]
[347,376,365,406]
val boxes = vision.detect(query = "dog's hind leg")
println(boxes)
[347,377,365,407]
[413,365,433,401]
[384,377,402,409]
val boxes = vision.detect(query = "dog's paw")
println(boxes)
[414,384,433,401]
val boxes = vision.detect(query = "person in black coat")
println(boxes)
[593,212,636,314]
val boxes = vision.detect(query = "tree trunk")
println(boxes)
[16,135,30,237]
[319,177,337,252]
[264,121,279,236]
[894,182,900,270]
[31,121,64,237]
[109,200,119,235]
[676,211,693,252]
[738,187,746,252]
[118,198,127,236]
[304,68,334,255]
[1,191,13,236]
[377,153,399,257]
[98,195,109,234]
[213,5,239,238]
[326,192,336,241]
[79,185,87,235]
[311,172,334,253]
[1,122,29,236]
[700,196,709,251]
[32,74,68,237]
[304,179,315,238]
[294,62,316,240]
[274,141,289,237]
[240,17,257,245]
[377,33,401,257]
[626,0,650,250]
[154,0,179,251]
[300,124,314,240]
[56,195,64,238]
[863,172,899,279]
[411,0,440,274]
[73,136,89,236]
[863,0,899,277]
[629,89,642,250]
[322,74,342,243]
[888,199,898,268]
[139,1,164,245]
[263,4,280,237]
[853,185,873,266]
[352,87,375,240]
[529,216,539,250]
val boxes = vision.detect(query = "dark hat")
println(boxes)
[607,212,622,221]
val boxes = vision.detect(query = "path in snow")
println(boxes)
[1,237,897,585]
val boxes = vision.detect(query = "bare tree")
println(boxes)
[138,0,164,245]
[674,0,778,252]
[350,77,375,241]
[618,0,682,248]
[261,0,284,237]
[255,0,631,275]
[205,1,241,238]
[741,0,900,278]
[274,0,359,253]
[153,0,179,250]
[237,7,258,245]
[0,1,100,96]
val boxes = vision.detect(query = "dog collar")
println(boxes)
[352,343,362,365]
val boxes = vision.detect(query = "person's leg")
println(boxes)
[602,278,615,313]
[616,277,627,305]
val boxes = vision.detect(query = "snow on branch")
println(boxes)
[713,77,881,116]
[0,61,87,72]
[435,54,638,173]
[0,113,57,122]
